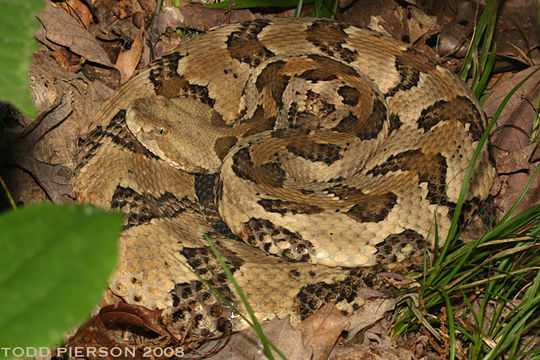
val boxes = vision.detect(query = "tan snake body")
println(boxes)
[74,18,495,337]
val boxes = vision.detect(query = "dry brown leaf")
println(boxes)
[62,0,93,29]
[65,308,174,360]
[436,1,475,57]
[329,344,413,360]
[116,23,145,82]
[405,7,438,44]
[346,289,396,338]
[157,4,260,33]
[92,0,139,22]
[484,66,540,217]
[29,52,110,163]
[532,144,540,163]
[339,0,399,30]
[65,315,120,360]
[7,50,113,204]
[496,143,538,174]
[296,303,350,360]
[494,1,540,68]
[37,3,114,67]
[99,303,167,336]
[51,47,84,73]
[207,317,312,360]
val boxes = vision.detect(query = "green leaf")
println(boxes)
[0,203,121,356]
[0,0,45,118]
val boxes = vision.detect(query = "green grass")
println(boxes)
[394,1,540,358]
[160,1,540,358]
[2,0,536,358]
[198,1,540,359]
[458,0,500,101]
[174,233,288,360]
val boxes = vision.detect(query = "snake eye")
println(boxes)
[153,125,168,135]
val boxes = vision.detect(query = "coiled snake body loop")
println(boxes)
[75,18,495,336]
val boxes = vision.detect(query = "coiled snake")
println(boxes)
[74,18,495,337]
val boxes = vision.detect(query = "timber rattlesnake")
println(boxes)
[74,17,495,337]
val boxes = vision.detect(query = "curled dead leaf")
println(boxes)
[116,22,145,82]
[99,303,166,336]
[37,3,114,68]
[296,303,350,360]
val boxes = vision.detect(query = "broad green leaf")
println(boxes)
[0,0,45,118]
[0,203,121,356]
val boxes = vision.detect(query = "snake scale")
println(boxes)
[74,17,495,337]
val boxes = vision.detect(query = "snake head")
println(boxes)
[126,95,222,173]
